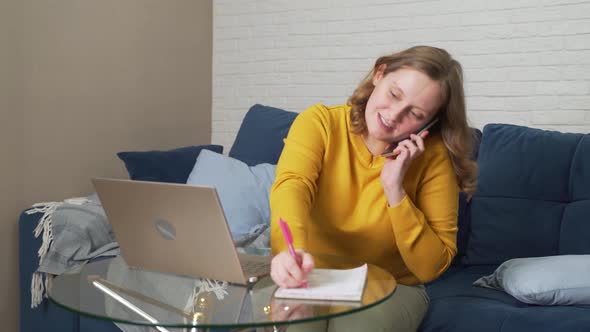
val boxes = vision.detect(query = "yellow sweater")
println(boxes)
[270,104,459,285]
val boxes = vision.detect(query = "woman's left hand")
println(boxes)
[380,131,429,206]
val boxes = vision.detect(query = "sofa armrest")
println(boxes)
[18,210,78,332]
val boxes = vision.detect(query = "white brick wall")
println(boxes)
[213,0,590,151]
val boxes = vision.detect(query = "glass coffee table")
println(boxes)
[48,253,396,331]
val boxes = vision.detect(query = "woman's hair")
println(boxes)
[348,45,478,196]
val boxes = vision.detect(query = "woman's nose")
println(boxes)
[386,102,411,122]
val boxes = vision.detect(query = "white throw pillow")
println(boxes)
[473,255,590,305]
[186,149,276,238]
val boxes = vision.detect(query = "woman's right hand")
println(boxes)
[270,249,314,288]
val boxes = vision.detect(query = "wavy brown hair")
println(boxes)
[348,45,477,196]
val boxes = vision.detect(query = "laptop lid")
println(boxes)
[92,178,250,285]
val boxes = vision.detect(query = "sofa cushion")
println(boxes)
[466,197,565,264]
[499,306,590,332]
[561,135,590,254]
[422,265,590,332]
[186,149,276,237]
[463,124,590,265]
[229,104,298,166]
[422,265,525,332]
[560,200,590,254]
[117,144,223,184]
[453,128,483,265]
[420,296,520,332]
[473,255,590,305]
[426,265,526,307]
[475,124,580,201]
[421,295,590,332]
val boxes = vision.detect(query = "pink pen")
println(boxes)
[278,217,307,288]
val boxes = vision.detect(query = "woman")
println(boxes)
[269,45,477,331]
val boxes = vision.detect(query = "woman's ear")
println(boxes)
[372,71,384,86]
[372,64,387,86]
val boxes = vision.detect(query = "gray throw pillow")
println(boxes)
[186,149,276,238]
[473,255,590,305]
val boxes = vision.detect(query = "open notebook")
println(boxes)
[273,264,367,302]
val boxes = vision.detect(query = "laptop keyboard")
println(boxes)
[238,254,271,276]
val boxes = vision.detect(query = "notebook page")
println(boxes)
[273,264,367,301]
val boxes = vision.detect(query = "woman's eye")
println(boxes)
[390,92,398,99]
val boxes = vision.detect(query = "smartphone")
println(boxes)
[380,117,439,158]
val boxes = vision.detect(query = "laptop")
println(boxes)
[92,178,271,286]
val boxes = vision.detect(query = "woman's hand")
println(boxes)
[381,131,429,206]
[270,249,314,288]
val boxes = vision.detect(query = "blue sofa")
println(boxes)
[19,104,590,331]
[420,123,590,331]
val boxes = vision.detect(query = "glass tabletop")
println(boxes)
[48,253,397,330]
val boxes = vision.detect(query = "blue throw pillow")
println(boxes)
[473,255,590,305]
[229,104,298,166]
[117,145,223,183]
[186,149,276,238]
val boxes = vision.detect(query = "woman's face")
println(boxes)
[364,67,443,144]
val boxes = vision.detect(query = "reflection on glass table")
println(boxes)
[49,254,396,331]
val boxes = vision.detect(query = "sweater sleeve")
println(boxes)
[270,105,330,255]
[387,139,459,283]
